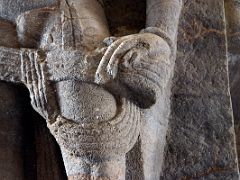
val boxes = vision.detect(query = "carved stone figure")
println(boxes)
[0,0,182,179]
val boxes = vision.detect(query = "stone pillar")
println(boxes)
[161,0,240,179]
[225,0,240,169]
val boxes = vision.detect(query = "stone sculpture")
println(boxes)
[0,0,182,179]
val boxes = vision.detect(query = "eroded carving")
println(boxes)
[0,0,182,179]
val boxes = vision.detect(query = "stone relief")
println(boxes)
[0,0,182,179]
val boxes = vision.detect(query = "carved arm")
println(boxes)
[144,0,183,52]
[95,0,183,107]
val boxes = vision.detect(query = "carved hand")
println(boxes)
[95,33,171,85]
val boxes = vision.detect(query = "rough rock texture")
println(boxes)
[0,0,239,180]
[0,0,182,179]
[0,0,58,22]
[225,0,240,169]
[161,0,240,179]
[0,1,67,180]
[0,16,24,180]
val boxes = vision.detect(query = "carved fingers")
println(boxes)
[95,37,122,84]
[95,33,171,85]
[95,35,145,84]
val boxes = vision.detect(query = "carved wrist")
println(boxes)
[140,27,174,56]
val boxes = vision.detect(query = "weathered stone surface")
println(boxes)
[0,17,24,180]
[0,0,58,22]
[0,1,67,180]
[225,0,240,170]
[161,0,239,179]
[0,0,182,179]
[0,0,239,180]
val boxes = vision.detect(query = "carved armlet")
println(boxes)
[0,47,58,122]
[20,49,59,122]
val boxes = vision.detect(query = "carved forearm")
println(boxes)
[0,47,59,122]
[0,47,45,84]
[118,40,172,108]
[145,0,183,51]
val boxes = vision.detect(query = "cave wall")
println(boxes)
[162,1,239,179]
